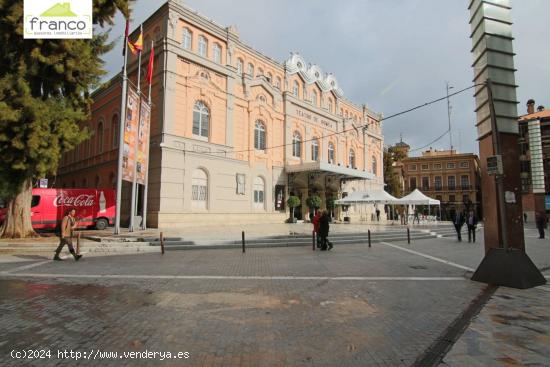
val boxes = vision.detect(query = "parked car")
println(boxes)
[0,188,115,230]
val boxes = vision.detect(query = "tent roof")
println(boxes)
[396,189,440,205]
[335,190,399,204]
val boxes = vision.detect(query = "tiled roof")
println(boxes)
[518,110,550,121]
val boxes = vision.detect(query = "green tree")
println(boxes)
[305,195,322,210]
[0,0,132,238]
[286,196,300,223]
[383,146,407,198]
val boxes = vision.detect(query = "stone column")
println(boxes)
[300,188,309,221]
[318,189,326,211]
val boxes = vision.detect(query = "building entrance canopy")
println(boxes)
[285,162,376,181]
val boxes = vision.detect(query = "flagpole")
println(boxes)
[129,24,143,232]
[141,39,154,230]
[114,20,130,235]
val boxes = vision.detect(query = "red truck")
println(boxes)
[0,188,115,230]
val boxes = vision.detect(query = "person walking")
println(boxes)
[319,210,332,251]
[413,209,420,225]
[53,208,82,261]
[312,210,322,248]
[467,210,478,243]
[375,208,381,222]
[535,211,546,239]
[453,210,465,242]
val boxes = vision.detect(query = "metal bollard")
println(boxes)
[407,227,411,244]
[242,231,246,253]
[160,232,165,255]
[76,232,81,255]
[368,229,371,248]
[312,231,316,251]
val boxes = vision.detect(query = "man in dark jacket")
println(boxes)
[466,210,478,243]
[453,210,465,242]
[319,211,331,251]
[312,210,322,248]
[535,211,546,239]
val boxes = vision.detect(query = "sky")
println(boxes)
[99,0,550,156]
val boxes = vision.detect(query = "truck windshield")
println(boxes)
[31,195,40,208]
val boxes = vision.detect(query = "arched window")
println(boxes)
[267,72,273,82]
[193,101,209,138]
[292,132,302,158]
[253,176,265,209]
[198,35,208,57]
[311,138,319,161]
[254,120,266,150]
[97,121,104,153]
[349,149,356,168]
[154,27,161,41]
[328,98,333,113]
[276,77,281,89]
[312,90,318,106]
[213,43,221,63]
[340,108,343,116]
[111,114,119,149]
[372,156,377,175]
[182,27,192,50]
[85,125,91,157]
[247,63,254,76]
[237,58,243,75]
[191,169,208,209]
[328,142,335,164]
[293,80,299,97]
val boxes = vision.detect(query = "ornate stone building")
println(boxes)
[55,0,384,227]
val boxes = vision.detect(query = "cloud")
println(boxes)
[99,0,550,156]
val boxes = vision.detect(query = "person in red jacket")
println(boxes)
[312,210,322,248]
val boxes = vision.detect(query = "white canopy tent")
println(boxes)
[396,189,440,205]
[334,190,399,205]
[334,190,400,222]
[394,189,441,221]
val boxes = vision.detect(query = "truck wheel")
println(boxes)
[95,218,108,230]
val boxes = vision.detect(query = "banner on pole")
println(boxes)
[122,86,140,182]
[137,99,151,185]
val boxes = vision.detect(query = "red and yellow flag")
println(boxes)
[128,30,143,56]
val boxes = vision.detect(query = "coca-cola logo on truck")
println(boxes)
[54,194,95,207]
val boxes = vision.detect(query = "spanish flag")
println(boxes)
[146,42,155,85]
[128,26,143,56]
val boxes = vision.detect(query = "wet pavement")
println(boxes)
[0,231,549,366]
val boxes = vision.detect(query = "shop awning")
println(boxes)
[285,162,376,180]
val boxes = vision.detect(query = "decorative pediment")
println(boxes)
[190,69,225,93]
[285,53,344,98]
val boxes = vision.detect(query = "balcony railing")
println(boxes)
[408,185,478,193]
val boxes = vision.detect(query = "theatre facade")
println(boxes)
[55,0,385,228]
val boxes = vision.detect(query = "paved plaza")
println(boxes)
[0,225,549,366]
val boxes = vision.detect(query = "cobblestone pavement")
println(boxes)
[0,233,548,366]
